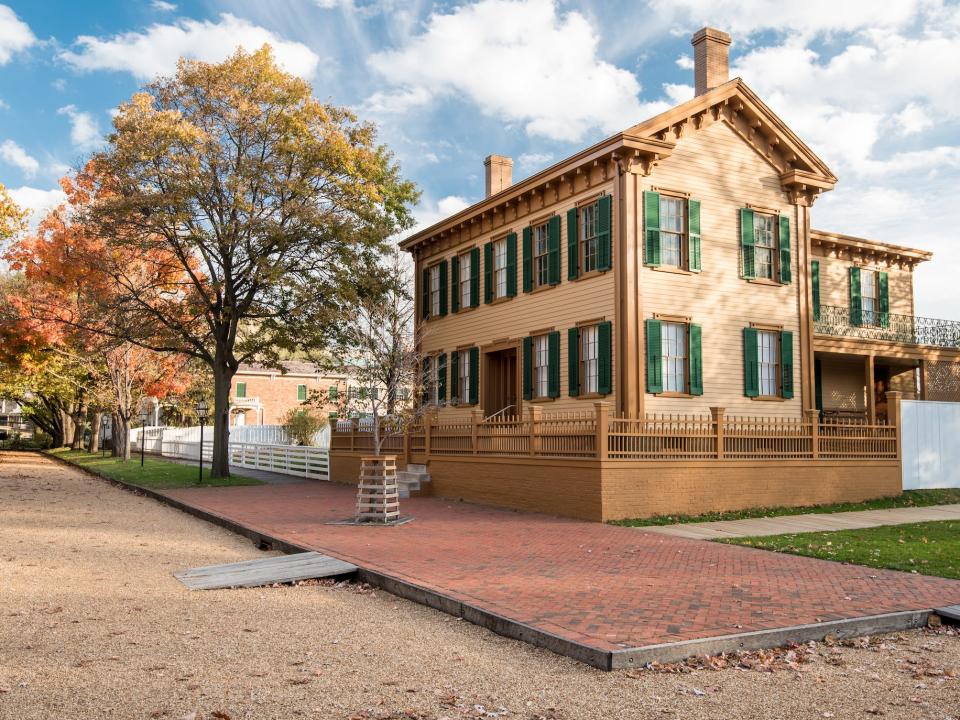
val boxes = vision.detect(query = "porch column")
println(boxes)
[865,354,876,423]
[919,359,928,400]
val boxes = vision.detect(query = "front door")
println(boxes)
[484,347,518,416]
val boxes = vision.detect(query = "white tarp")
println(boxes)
[901,399,960,489]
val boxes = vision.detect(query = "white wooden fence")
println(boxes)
[130,425,329,480]
[901,400,960,490]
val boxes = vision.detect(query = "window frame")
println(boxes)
[458,250,472,310]
[297,383,307,402]
[235,382,247,399]
[660,320,689,394]
[658,195,687,270]
[532,220,550,289]
[756,329,781,399]
[860,268,879,325]
[579,200,600,275]
[428,263,442,317]
[493,237,508,299]
[458,351,471,405]
[579,324,600,395]
[531,333,551,399]
[752,211,778,281]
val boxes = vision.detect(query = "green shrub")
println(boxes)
[282,407,328,446]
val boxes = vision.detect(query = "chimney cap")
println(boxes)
[484,154,513,166]
[691,27,732,46]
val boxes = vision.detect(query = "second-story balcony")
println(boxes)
[815,304,960,349]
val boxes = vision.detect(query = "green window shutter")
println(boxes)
[598,320,613,395]
[421,358,430,404]
[778,214,792,284]
[849,266,862,326]
[689,324,703,396]
[297,384,307,402]
[421,267,430,319]
[522,226,533,293]
[878,271,890,328]
[522,336,533,401]
[743,327,759,397]
[451,255,460,313]
[438,259,448,316]
[468,347,479,405]
[566,208,579,280]
[688,198,701,272]
[740,208,755,279]
[506,232,517,297]
[470,247,480,307]
[548,215,561,285]
[567,327,580,396]
[328,385,338,400]
[483,242,493,304]
[643,191,661,267]
[644,319,662,394]
[597,194,613,271]
[780,331,794,399]
[449,350,459,401]
[548,331,560,398]
[236,382,246,398]
[437,353,447,402]
[811,260,821,321]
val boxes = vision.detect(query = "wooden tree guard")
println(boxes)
[356,455,400,523]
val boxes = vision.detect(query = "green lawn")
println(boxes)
[48,448,264,489]
[721,520,960,580]
[610,489,960,527]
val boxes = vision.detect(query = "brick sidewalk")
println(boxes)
[163,482,960,660]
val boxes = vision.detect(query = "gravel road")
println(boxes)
[1,451,958,720]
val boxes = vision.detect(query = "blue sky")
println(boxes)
[1,0,958,316]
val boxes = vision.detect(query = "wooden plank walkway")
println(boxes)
[174,551,357,590]
[640,503,960,540]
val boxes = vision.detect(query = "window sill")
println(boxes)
[750,395,787,402]
[528,396,557,403]
[527,282,558,295]
[570,269,610,283]
[452,403,477,409]
[649,265,696,276]
[574,392,609,400]
[746,278,783,287]
[488,295,515,306]
[654,391,695,398]
[455,305,477,314]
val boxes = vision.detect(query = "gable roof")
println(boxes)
[401,78,837,253]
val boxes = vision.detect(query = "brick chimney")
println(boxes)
[484,154,513,197]
[691,27,732,96]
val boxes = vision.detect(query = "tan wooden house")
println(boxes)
[329,28,960,521]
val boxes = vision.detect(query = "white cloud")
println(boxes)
[151,0,176,10]
[650,0,926,37]
[0,4,35,64]
[0,140,39,176]
[0,98,8,110]
[517,152,553,170]
[892,102,934,136]
[663,83,694,105]
[57,105,103,152]
[675,54,694,70]
[59,13,320,80]
[366,0,669,142]
[402,195,471,239]
[7,186,67,227]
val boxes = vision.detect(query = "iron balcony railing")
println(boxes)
[815,304,960,348]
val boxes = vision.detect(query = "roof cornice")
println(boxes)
[811,229,932,266]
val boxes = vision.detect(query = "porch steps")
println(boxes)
[396,463,431,498]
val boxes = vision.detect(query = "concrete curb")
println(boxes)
[44,451,949,671]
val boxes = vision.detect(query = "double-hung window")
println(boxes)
[458,351,470,404]
[580,325,599,394]
[428,357,440,405]
[659,197,685,268]
[429,264,441,317]
[533,222,550,288]
[661,322,688,393]
[580,202,599,274]
[860,269,878,325]
[236,382,246,398]
[459,251,472,309]
[297,384,307,402]
[757,330,780,397]
[753,213,776,280]
[493,238,508,298]
[534,334,550,398]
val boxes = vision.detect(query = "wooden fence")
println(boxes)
[330,401,900,462]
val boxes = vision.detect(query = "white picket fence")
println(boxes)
[130,425,329,480]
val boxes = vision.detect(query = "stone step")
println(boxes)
[406,463,428,474]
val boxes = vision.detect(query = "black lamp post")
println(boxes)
[101,415,108,458]
[140,411,149,467]
[196,400,208,483]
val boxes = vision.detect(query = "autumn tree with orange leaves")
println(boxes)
[76,46,417,477]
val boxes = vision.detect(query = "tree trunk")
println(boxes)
[115,413,131,461]
[62,408,75,448]
[111,413,120,456]
[88,412,103,453]
[70,402,87,451]
[210,361,233,478]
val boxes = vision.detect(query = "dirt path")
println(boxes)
[1,451,959,720]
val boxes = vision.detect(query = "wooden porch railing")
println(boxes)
[330,396,901,463]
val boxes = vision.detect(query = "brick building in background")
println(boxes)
[230,362,346,426]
